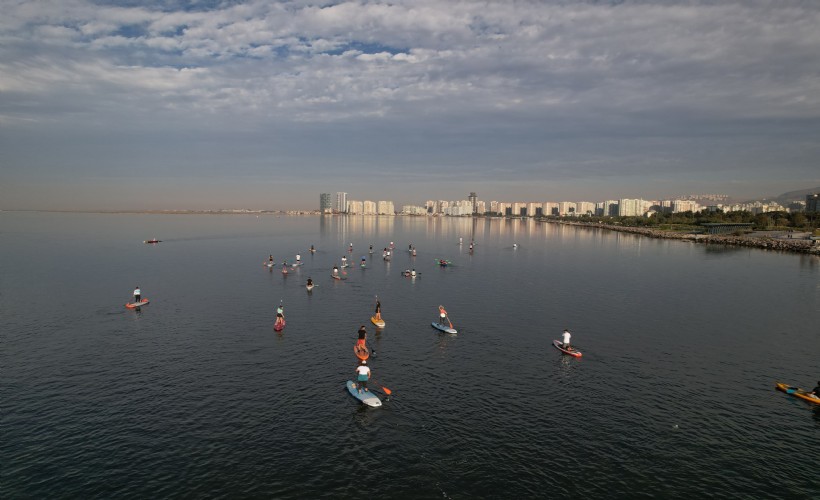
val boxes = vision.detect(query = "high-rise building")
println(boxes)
[558,201,576,216]
[576,202,595,216]
[335,192,348,213]
[347,200,363,214]
[377,201,395,215]
[468,192,478,214]
[618,199,648,216]
[363,200,377,215]
[806,193,819,212]
[320,193,332,213]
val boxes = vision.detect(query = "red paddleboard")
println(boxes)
[354,344,370,360]
[274,319,286,331]
[553,340,582,357]
[125,299,149,309]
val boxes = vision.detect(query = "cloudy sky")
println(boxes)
[1,0,819,210]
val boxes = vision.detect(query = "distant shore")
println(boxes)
[558,221,820,255]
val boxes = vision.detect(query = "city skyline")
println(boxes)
[2,1,820,211]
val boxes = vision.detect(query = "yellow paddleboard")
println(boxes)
[370,315,385,328]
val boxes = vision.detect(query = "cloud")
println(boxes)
[1,0,820,208]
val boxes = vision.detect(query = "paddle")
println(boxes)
[371,379,392,395]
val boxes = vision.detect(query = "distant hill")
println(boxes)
[742,187,820,204]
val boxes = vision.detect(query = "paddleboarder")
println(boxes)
[361,256,366,266]
[374,300,382,321]
[811,381,820,396]
[369,244,373,254]
[411,268,416,277]
[295,253,301,264]
[133,286,141,303]
[357,325,367,347]
[341,255,347,267]
[276,304,284,322]
[355,360,371,393]
[332,265,339,278]
[268,255,274,265]
[439,306,448,325]
[562,329,572,351]
[310,244,315,253]
[306,277,313,287]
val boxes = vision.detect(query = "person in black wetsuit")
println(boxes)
[811,381,820,396]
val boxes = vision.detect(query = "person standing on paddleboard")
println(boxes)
[357,325,367,347]
[811,381,820,396]
[374,300,382,321]
[439,306,448,325]
[133,286,141,303]
[341,255,347,267]
[276,304,284,325]
[295,253,301,264]
[356,360,371,393]
[562,329,572,350]
[332,265,339,278]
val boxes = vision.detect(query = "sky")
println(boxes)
[1,0,819,211]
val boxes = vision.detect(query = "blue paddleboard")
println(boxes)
[431,321,457,334]
[346,380,382,407]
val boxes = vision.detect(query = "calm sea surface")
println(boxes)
[2,212,818,499]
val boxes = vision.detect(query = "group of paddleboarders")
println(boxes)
[402,268,417,277]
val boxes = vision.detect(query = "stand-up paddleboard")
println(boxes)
[125,299,149,309]
[144,239,161,244]
[274,319,286,331]
[553,340,582,357]
[264,261,275,268]
[331,274,347,280]
[431,321,457,334]
[291,262,304,267]
[306,283,314,292]
[354,344,370,360]
[776,382,820,404]
[347,380,382,407]
[371,315,385,328]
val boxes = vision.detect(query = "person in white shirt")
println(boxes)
[133,286,141,302]
[355,360,371,393]
[562,329,572,350]
[410,269,416,277]
[295,253,301,263]
[341,255,347,266]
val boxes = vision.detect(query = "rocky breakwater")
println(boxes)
[562,222,820,255]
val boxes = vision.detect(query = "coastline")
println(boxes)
[557,221,820,255]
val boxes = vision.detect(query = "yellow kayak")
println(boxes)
[370,315,385,328]
[775,383,820,404]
